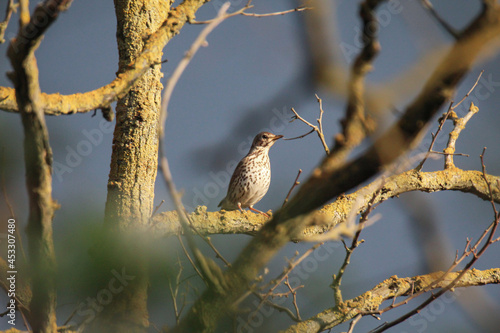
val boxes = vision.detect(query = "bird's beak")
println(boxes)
[273,135,284,141]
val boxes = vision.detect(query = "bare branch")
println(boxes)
[444,102,479,169]
[240,6,312,18]
[0,0,17,43]
[176,235,206,284]
[415,102,453,171]
[282,268,500,333]
[168,257,187,325]
[331,184,382,305]
[152,169,500,239]
[365,150,500,333]
[251,292,301,322]
[279,2,500,224]
[287,99,330,154]
[285,276,302,321]
[282,169,302,207]
[246,243,323,325]
[347,314,363,333]
[420,0,460,38]
[451,69,484,111]
[191,3,311,24]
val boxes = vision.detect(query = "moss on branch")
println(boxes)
[283,268,500,333]
[153,169,500,239]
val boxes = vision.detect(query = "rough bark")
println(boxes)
[93,0,169,331]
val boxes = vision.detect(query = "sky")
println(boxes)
[1,0,500,332]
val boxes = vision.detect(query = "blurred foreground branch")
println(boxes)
[6,0,71,331]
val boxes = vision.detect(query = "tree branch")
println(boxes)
[0,0,16,43]
[282,268,500,333]
[152,169,500,239]
[0,0,212,116]
[7,0,71,331]
[0,1,310,117]
[443,102,479,169]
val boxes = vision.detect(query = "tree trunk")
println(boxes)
[90,0,169,331]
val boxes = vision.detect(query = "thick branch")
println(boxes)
[153,169,500,238]
[282,268,500,333]
[0,0,210,116]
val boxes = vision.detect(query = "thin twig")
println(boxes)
[241,6,312,18]
[314,94,330,154]
[347,314,363,333]
[420,0,459,39]
[205,236,231,267]
[168,256,185,325]
[429,151,469,157]
[290,108,316,128]
[176,235,206,284]
[415,103,453,171]
[181,208,232,266]
[416,70,483,171]
[283,129,315,141]
[285,276,302,321]
[331,185,382,305]
[480,147,499,220]
[246,243,323,325]
[289,97,330,155]
[151,200,165,219]
[282,169,302,207]
[251,292,301,322]
[450,70,484,111]
[191,4,311,24]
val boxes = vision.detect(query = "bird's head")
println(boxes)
[251,132,283,151]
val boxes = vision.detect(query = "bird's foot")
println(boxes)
[248,206,270,218]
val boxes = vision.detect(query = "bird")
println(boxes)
[218,132,283,217]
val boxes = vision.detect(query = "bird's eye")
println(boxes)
[262,134,268,139]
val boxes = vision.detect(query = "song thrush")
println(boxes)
[218,132,283,217]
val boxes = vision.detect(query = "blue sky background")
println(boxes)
[1,0,500,332]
